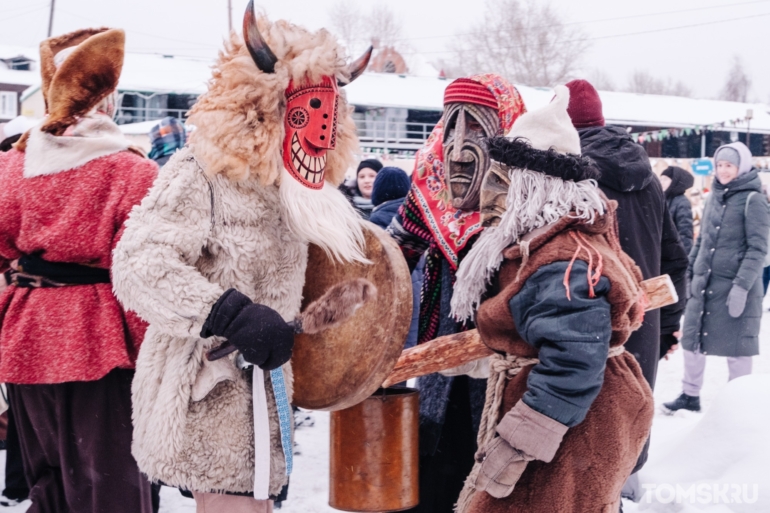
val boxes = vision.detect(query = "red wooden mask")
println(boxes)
[282,76,339,189]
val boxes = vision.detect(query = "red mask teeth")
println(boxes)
[282,76,339,189]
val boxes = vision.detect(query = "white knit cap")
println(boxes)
[505,85,581,155]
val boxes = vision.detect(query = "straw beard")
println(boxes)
[279,167,369,264]
[450,168,606,321]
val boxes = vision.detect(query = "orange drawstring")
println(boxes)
[564,232,586,301]
[577,232,604,298]
[564,231,604,300]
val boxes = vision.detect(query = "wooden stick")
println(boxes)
[382,274,678,388]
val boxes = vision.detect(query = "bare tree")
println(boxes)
[328,1,406,56]
[587,69,616,92]
[366,4,404,50]
[719,56,751,103]
[445,0,589,87]
[328,1,364,57]
[625,70,693,97]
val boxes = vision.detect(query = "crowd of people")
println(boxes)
[0,10,767,513]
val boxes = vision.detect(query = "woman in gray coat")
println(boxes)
[664,142,769,413]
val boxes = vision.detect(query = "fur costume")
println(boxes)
[451,87,654,513]
[112,11,370,498]
[386,74,526,513]
[0,28,156,513]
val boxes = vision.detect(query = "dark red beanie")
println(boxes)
[565,79,605,129]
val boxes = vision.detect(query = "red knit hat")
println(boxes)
[565,79,605,129]
[444,78,498,110]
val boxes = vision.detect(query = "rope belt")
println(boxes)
[3,254,110,288]
[456,344,627,513]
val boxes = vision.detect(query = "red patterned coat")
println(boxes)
[0,148,157,384]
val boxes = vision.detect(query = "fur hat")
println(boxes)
[38,28,125,136]
[488,86,599,182]
[565,79,605,129]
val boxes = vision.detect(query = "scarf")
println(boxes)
[410,74,526,269]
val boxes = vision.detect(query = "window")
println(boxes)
[0,91,19,119]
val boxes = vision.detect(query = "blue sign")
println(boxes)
[692,159,713,176]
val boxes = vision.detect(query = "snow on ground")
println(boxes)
[2,305,770,512]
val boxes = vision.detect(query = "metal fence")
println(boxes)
[353,119,435,154]
[116,107,189,125]
[115,109,436,154]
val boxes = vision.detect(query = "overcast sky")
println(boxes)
[1,0,768,102]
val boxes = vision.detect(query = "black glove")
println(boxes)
[659,333,679,360]
[201,289,294,370]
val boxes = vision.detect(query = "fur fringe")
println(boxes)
[451,168,606,321]
[298,278,377,334]
[278,167,368,264]
[488,137,600,182]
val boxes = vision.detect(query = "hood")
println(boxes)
[663,166,694,199]
[578,125,654,192]
[714,141,753,177]
[712,168,762,199]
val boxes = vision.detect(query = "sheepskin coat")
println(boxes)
[0,146,156,384]
[112,147,306,495]
[470,209,654,513]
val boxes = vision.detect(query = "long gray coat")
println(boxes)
[682,169,769,357]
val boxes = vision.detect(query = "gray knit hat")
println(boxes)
[715,147,740,168]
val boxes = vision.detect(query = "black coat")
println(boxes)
[579,126,688,385]
[579,126,688,471]
[682,170,769,357]
[664,166,695,255]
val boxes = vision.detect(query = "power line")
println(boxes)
[0,4,48,23]
[57,8,220,49]
[400,11,770,56]
[351,0,770,44]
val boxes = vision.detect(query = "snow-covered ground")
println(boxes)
[2,304,770,512]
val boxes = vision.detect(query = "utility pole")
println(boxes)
[47,0,56,37]
[227,0,233,33]
[746,108,753,150]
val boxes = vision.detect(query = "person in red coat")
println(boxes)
[0,28,157,513]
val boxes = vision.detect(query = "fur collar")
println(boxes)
[502,199,618,261]
[24,116,129,178]
[488,137,600,182]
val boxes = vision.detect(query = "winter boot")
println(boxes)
[662,393,701,414]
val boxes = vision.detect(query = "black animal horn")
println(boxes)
[243,0,278,74]
[338,45,373,87]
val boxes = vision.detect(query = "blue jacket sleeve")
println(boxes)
[509,260,612,427]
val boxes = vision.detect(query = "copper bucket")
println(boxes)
[330,387,419,512]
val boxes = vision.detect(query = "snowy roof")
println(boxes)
[345,75,770,134]
[5,40,768,134]
[0,68,38,87]
[119,53,211,95]
[1,44,212,97]
[0,44,37,63]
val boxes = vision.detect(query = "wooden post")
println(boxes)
[382,274,678,388]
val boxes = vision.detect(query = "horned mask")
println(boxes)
[243,0,371,189]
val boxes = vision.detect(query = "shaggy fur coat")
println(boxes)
[112,147,306,494]
[469,207,654,513]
